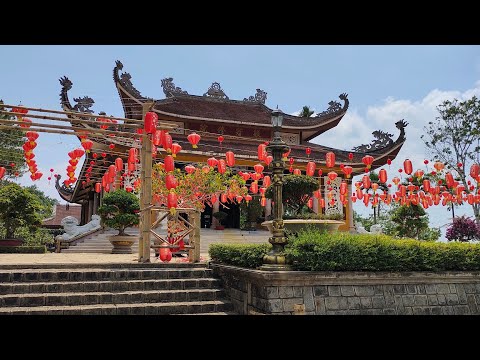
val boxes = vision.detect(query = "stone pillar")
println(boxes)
[211,200,220,228]
[93,192,99,215]
[347,183,355,232]
[87,194,94,223]
[265,199,272,218]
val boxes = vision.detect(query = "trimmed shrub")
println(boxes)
[209,230,480,271]
[446,216,480,242]
[0,245,46,253]
[209,243,271,268]
[285,230,480,271]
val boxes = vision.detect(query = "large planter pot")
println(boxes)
[261,219,345,235]
[108,235,137,254]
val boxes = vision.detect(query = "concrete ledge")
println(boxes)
[210,263,480,315]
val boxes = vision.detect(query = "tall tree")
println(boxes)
[299,106,315,117]
[421,96,480,220]
[24,185,59,219]
[0,101,27,177]
[360,171,389,224]
[0,183,43,239]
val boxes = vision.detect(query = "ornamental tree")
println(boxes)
[0,182,43,239]
[265,174,319,216]
[152,165,247,211]
[97,190,140,236]
[0,101,27,177]
[421,96,480,220]
[446,216,480,242]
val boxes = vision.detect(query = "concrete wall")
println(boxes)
[210,264,480,315]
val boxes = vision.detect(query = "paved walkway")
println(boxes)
[0,228,270,265]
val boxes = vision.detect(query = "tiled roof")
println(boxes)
[42,204,82,227]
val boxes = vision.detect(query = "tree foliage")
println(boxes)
[0,182,43,239]
[299,106,314,118]
[265,174,319,216]
[0,101,27,177]
[97,190,140,236]
[446,216,480,242]
[421,96,480,220]
[24,185,58,219]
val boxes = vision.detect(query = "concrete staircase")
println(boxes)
[61,229,144,254]
[0,263,234,315]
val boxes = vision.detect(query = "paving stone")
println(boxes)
[340,286,355,297]
[347,297,361,310]
[449,284,457,293]
[315,298,326,315]
[303,287,315,312]
[402,295,414,307]
[437,294,446,305]
[278,286,294,299]
[436,284,450,294]
[393,284,407,294]
[267,299,283,313]
[414,295,428,306]
[314,286,328,297]
[359,297,372,309]
[406,285,417,294]
[293,287,303,298]
[456,285,467,304]
[424,284,437,294]
[453,305,470,315]
[416,285,426,294]
[445,294,459,306]
[355,286,375,297]
[427,295,438,306]
[374,285,384,295]
[372,296,386,308]
[328,286,341,297]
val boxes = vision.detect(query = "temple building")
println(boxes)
[56,60,407,231]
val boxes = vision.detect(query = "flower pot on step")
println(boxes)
[108,235,137,254]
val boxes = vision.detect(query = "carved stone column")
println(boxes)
[211,200,220,228]
[265,199,272,218]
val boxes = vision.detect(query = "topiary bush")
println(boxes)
[446,216,480,242]
[209,243,271,268]
[285,229,480,271]
[97,190,140,235]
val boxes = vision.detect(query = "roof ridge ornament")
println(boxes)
[161,77,188,98]
[58,76,94,113]
[243,89,267,104]
[204,82,229,100]
[113,60,143,99]
[351,119,408,153]
[315,92,349,118]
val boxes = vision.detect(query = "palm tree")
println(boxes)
[299,106,314,117]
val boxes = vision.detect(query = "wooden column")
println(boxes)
[87,194,94,222]
[347,182,355,232]
[139,102,154,263]
[189,211,201,263]
[211,200,220,228]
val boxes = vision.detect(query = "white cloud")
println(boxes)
[312,81,480,239]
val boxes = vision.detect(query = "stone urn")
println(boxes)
[108,235,137,254]
[261,219,345,235]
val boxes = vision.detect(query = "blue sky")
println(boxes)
[1,45,479,238]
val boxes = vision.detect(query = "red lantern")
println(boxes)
[128,162,136,172]
[245,194,252,203]
[457,162,463,168]
[342,166,353,179]
[254,164,264,174]
[0,167,5,180]
[235,195,243,203]
[265,155,273,166]
[414,169,424,179]
[348,152,354,161]
[445,172,454,188]
[293,169,301,175]
[108,144,115,150]
[307,198,313,208]
[403,159,413,175]
[163,133,173,153]
[128,148,137,163]
[379,169,388,183]
[317,169,323,176]
[160,246,172,262]
[221,193,228,203]
[144,111,158,134]
[387,158,392,165]
[73,148,85,158]
[282,149,291,161]
[225,151,235,167]
[202,165,210,173]
[320,199,325,208]
[261,197,267,207]
[185,165,196,174]
[169,143,181,158]
[263,176,271,188]
[19,118,32,128]
[115,158,123,172]
[217,159,227,174]
[258,144,267,161]
[165,174,178,190]
[218,135,224,145]
[187,132,201,148]
[362,175,371,189]
[250,181,258,194]
[371,183,379,192]
[153,130,163,146]
[306,147,311,157]
[164,155,175,172]
[340,181,347,195]
[327,171,338,181]
[167,191,178,210]
[470,164,480,179]
[362,155,374,169]
[289,157,294,165]
[434,161,444,172]
[325,152,335,168]
[95,183,101,193]
[208,157,218,168]
[306,162,316,177]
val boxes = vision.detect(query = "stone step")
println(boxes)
[0,278,221,295]
[0,288,225,307]
[0,300,233,315]
[0,263,207,270]
[0,268,213,283]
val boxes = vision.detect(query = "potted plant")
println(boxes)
[97,189,140,254]
[212,211,228,230]
[263,174,345,235]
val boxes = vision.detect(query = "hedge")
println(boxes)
[208,230,480,271]
[0,246,47,254]
[209,243,271,268]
